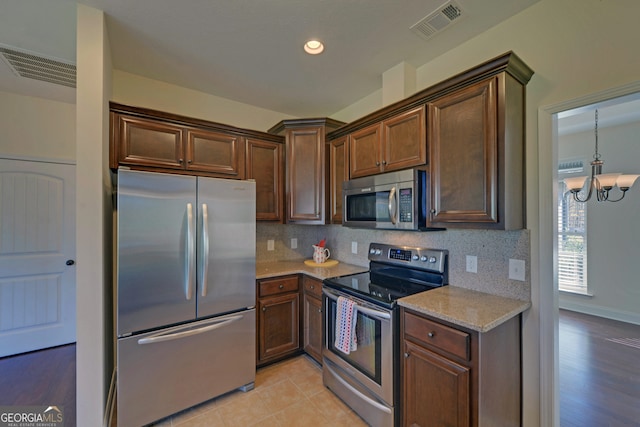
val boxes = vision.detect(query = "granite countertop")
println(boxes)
[256,259,368,281]
[398,286,531,333]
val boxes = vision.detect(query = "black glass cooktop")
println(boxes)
[323,262,446,309]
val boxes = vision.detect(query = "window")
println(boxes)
[557,161,588,294]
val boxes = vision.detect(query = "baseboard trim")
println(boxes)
[104,369,116,427]
[559,301,640,326]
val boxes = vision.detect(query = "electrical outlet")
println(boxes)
[267,240,275,251]
[466,255,477,273]
[509,259,526,281]
[351,241,358,254]
[290,238,297,249]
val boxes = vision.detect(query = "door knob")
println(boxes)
[66,259,75,266]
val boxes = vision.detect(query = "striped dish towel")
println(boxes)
[335,296,358,355]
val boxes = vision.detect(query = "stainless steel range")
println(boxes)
[322,243,448,427]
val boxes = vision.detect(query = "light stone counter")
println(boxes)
[256,259,368,281]
[398,286,531,333]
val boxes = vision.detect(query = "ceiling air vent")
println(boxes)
[410,1,464,40]
[0,45,76,88]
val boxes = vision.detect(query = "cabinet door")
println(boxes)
[349,123,382,178]
[382,105,426,172]
[258,292,300,363]
[185,129,244,177]
[246,138,284,222]
[403,339,470,427]
[428,78,498,225]
[115,114,185,169]
[329,136,349,224]
[303,292,323,364]
[286,126,325,223]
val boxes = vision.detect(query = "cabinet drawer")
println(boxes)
[302,276,323,298]
[404,311,470,361]
[258,275,299,297]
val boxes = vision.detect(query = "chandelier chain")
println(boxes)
[593,109,600,161]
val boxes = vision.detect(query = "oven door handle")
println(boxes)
[323,288,391,320]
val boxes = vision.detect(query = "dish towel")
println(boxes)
[335,296,358,355]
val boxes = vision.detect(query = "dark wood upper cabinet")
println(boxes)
[329,51,533,230]
[269,118,344,225]
[245,137,284,222]
[348,106,426,178]
[427,72,526,230]
[349,123,383,178]
[329,135,349,223]
[185,129,244,177]
[383,105,426,172]
[110,103,284,183]
[112,113,185,170]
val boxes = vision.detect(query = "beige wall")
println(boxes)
[0,90,75,161]
[112,70,295,132]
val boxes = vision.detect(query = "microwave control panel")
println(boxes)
[398,188,412,222]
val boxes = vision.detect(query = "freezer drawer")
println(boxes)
[117,310,256,427]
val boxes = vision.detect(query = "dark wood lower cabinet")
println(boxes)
[302,276,323,364]
[401,308,521,427]
[256,275,301,366]
[403,340,470,427]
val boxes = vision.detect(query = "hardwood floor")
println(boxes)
[559,309,640,427]
[0,344,76,427]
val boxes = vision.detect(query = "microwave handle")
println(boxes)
[388,186,397,224]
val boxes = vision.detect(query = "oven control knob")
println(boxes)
[429,256,437,263]
[374,249,382,255]
[420,256,428,262]
[412,255,419,261]
[369,248,377,255]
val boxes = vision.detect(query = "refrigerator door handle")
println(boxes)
[185,203,195,300]
[201,203,210,297]
[137,314,243,345]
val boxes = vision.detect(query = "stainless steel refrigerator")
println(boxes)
[115,169,256,427]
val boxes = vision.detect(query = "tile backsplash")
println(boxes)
[257,223,530,301]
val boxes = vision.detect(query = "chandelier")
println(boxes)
[564,109,639,202]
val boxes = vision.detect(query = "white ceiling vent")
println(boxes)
[0,45,76,88]
[410,1,464,40]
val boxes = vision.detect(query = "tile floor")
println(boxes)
[149,355,369,426]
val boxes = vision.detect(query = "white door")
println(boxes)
[0,158,76,357]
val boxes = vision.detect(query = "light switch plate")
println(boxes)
[466,255,477,273]
[509,259,526,281]
[351,241,358,254]
[290,238,297,249]
[267,240,275,251]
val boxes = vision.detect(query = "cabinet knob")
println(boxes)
[428,331,436,338]
[430,209,436,214]
[279,284,284,289]
[262,306,267,312]
[178,158,184,163]
[376,161,380,166]
[382,160,387,165]
[404,352,410,358]
[310,285,314,289]
[187,159,193,164]
[318,308,322,313]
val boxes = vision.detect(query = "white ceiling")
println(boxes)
[0,0,540,117]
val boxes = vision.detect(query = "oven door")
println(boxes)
[322,287,395,406]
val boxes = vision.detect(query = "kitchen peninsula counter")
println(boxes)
[399,286,531,333]
[256,260,367,281]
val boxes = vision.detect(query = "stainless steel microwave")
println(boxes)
[343,168,441,231]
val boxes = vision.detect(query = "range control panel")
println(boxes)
[368,242,448,274]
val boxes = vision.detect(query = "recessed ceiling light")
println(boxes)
[304,39,324,55]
